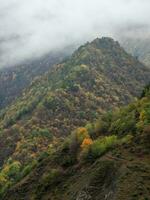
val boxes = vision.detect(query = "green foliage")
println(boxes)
[78,111,86,118]
[0,173,7,188]
[0,160,22,196]
[109,110,137,136]
[21,160,37,178]
[120,134,133,144]
[85,123,95,139]
[4,161,21,180]
[136,98,150,131]
[141,84,150,98]
[41,169,61,185]
[31,128,53,139]
[94,114,112,136]
[59,154,76,167]
[0,52,64,110]
[21,165,33,178]
[43,95,55,109]
[0,174,10,196]
[89,135,118,159]
[0,38,150,198]
[3,95,42,128]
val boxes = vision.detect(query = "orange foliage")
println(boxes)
[77,127,88,135]
[75,127,89,144]
[81,138,93,148]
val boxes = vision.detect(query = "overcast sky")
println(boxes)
[0,0,150,68]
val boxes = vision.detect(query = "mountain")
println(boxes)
[0,37,150,164]
[0,50,70,109]
[0,37,150,198]
[121,37,150,67]
[115,25,150,68]
[2,84,150,200]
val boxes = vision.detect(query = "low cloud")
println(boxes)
[0,0,150,67]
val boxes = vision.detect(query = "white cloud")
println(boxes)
[0,0,149,67]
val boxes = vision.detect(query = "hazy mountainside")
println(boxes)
[2,85,150,200]
[0,37,150,198]
[0,50,69,109]
[121,37,150,67]
[0,37,150,164]
[1,36,150,111]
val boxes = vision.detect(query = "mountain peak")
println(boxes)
[90,37,121,50]
[73,37,124,62]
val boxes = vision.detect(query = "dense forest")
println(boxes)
[0,37,150,200]
[0,50,70,109]
[1,76,150,200]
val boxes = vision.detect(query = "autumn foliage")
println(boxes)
[81,138,93,148]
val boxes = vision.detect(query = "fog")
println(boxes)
[0,0,150,67]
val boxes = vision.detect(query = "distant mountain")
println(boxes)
[121,37,150,67]
[119,26,150,67]
[0,50,70,109]
[2,82,150,200]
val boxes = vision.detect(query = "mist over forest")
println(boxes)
[0,0,150,67]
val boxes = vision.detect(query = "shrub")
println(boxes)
[109,111,136,136]
[36,168,62,198]
[79,146,90,161]
[120,134,133,144]
[78,111,85,118]
[0,174,10,196]
[69,127,89,154]
[0,174,7,187]
[3,161,21,180]
[76,127,89,143]
[61,154,76,167]
[141,84,150,98]
[88,135,118,159]
[41,168,61,186]
[43,95,58,110]
[136,109,150,131]
[0,160,22,196]
[81,138,93,148]
[39,129,53,139]
[21,160,37,178]
[31,128,53,139]
[85,123,95,139]
[94,112,113,136]
[141,126,150,148]
[21,165,33,178]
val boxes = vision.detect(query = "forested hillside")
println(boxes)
[0,37,150,199]
[0,50,69,109]
[1,0,150,199]
[2,81,150,200]
[0,37,150,166]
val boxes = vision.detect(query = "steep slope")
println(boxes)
[2,86,150,200]
[1,37,150,128]
[0,37,150,185]
[0,50,69,109]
